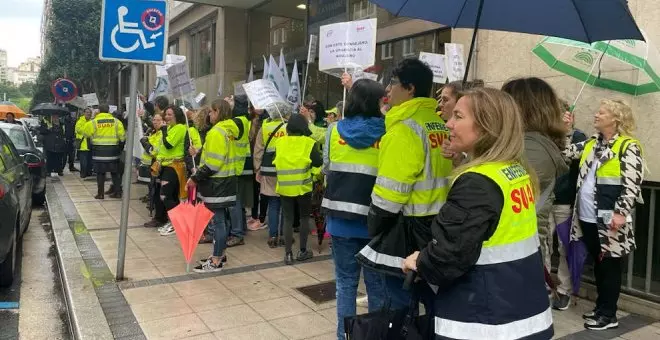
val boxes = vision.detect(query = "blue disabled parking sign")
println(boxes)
[99,0,168,64]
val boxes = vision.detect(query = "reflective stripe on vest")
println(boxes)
[435,307,553,340]
[201,123,235,177]
[357,245,405,271]
[261,119,286,177]
[371,117,451,216]
[197,193,237,204]
[91,116,120,161]
[274,135,315,196]
[434,162,550,339]
[578,136,639,219]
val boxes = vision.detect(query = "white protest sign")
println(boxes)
[156,54,187,77]
[419,52,448,84]
[319,18,377,77]
[233,80,246,96]
[307,35,319,62]
[166,61,196,97]
[445,43,466,82]
[69,96,87,109]
[194,92,206,104]
[242,79,287,110]
[352,68,379,81]
[82,93,99,106]
[109,105,118,113]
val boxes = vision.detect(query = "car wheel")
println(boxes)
[33,191,46,206]
[0,230,16,287]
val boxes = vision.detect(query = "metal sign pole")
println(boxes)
[116,64,139,280]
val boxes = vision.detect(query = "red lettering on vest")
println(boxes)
[273,131,286,138]
[429,132,447,149]
[510,183,535,213]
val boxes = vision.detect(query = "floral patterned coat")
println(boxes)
[563,133,644,258]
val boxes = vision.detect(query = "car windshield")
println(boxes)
[0,125,29,148]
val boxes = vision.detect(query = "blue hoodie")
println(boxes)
[326,116,385,239]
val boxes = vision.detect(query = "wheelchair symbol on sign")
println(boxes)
[110,6,163,53]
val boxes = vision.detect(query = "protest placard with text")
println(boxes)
[319,18,377,78]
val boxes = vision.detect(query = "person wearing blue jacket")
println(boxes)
[322,79,387,340]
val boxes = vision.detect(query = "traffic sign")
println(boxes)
[99,0,168,64]
[51,78,78,102]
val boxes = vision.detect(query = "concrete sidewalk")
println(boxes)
[47,170,660,340]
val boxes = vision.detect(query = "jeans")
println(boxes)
[332,236,386,340]
[266,195,281,238]
[229,197,247,239]
[78,150,92,177]
[211,208,230,257]
[580,220,623,317]
[549,204,573,295]
[383,275,412,311]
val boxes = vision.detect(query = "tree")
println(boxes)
[33,0,118,106]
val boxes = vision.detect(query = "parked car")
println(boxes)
[0,128,33,286]
[0,122,46,205]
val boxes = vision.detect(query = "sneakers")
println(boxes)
[247,219,267,231]
[583,310,598,320]
[284,252,294,265]
[198,255,227,265]
[193,259,224,273]
[552,293,571,311]
[159,223,175,236]
[584,315,618,330]
[296,249,313,262]
[198,233,213,244]
[226,236,245,247]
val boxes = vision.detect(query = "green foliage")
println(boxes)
[33,0,117,107]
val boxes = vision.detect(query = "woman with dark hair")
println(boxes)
[273,113,322,265]
[300,100,328,143]
[322,79,387,340]
[502,77,569,284]
[157,105,189,236]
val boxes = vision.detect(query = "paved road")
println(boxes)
[0,207,71,340]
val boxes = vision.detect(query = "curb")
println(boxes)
[46,180,114,340]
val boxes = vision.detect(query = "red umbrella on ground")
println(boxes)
[167,187,214,271]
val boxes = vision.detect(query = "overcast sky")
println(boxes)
[0,0,43,67]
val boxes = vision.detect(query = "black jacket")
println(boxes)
[416,172,503,290]
[553,129,587,205]
[39,123,67,153]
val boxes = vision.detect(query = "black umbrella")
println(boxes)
[370,0,644,83]
[31,103,70,116]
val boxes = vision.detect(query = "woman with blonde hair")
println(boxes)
[502,77,569,282]
[563,99,644,331]
[402,87,553,340]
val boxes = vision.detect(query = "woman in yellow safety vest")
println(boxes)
[401,88,553,340]
[156,106,188,236]
[188,100,237,273]
[75,108,93,178]
[273,113,322,265]
[141,113,167,228]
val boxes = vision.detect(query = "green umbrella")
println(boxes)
[532,31,660,96]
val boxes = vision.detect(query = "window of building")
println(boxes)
[191,23,215,78]
[281,28,287,43]
[352,0,377,20]
[168,39,179,55]
[381,43,393,60]
[402,38,415,57]
[272,29,280,46]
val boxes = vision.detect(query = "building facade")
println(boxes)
[0,49,8,83]
[142,0,659,181]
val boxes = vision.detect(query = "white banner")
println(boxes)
[69,96,87,109]
[287,61,301,112]
[445,43,466,82]
[419,52,448,84]
[307,34,319,62]
[319,18,377,77]
[242,79,287,110]
[166,61,196,97]
[82,93,99,106]
[156,54,187,77]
